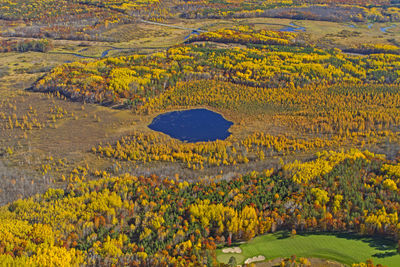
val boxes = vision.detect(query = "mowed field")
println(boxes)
[217,232,400,266]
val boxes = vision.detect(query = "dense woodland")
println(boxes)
[34,28,400,104]
[1,149,400,265]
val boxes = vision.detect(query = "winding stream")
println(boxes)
[61,47,131,62]
[380,25,396,33]
[184,29,201,41]
[280,22,306,32]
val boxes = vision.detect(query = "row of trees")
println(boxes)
[180,0,400,23]
[94,131,335,170]
[0,39,53,53]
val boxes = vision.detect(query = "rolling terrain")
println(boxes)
[1,0,400,266]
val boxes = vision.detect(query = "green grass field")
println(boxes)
[216,232,400,266]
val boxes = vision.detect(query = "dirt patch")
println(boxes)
[245,255,266,265]
[222,247,242,254]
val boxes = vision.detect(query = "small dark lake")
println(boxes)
[148,109,233,142]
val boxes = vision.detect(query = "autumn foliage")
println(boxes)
[0,149,399,265]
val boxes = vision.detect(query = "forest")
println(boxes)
[1,149,400,266]
[33,27,400,105]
